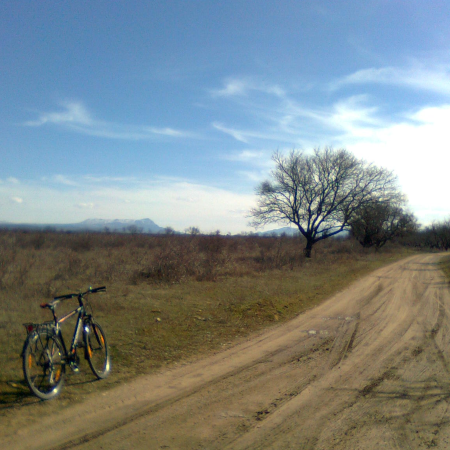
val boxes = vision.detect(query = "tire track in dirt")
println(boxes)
[218,255,450,450]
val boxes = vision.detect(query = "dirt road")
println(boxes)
[3,254,450,449]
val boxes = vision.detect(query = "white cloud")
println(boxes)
[82,175,138,184]
[0,177,257,233]
[345,104,450,225]
[212,122,250,143]
[333,64,450,96]
[224,149,266,163]
[212,122,291,145]
[23,101,193,140]
[7,177,19,184]
[24,101,93,127]
[211,78,389,149]
[237,170,267,182]
[212,79,248,97]
[11,197,23,203]
[52,175,79,186]
[328,95,382,130]
[222,150,274,182]
[145,127,185,137]
[176,196,196,203]
[75,202,95,209]
[211,77,285,98]
[212,75,450,226]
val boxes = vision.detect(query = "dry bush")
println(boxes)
[0,229,395,296]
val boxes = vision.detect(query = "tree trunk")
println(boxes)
[303,239,314,258]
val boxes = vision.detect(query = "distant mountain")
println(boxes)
[257,227,301,236]
[0,218,165,234]
[74,218,164,233]
[257,226,350,238]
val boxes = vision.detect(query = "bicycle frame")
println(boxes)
[23,287,103,363]
[50,302,88,363]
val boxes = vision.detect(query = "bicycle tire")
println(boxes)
[22,329,65,400]
[84,321,110,379]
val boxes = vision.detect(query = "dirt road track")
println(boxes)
[3,254,450,449]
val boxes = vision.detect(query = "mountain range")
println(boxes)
[0,219,301,236]
[0,218,165,234]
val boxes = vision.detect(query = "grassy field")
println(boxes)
[0,230,415,409]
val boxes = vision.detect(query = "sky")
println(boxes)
[1,1,450,234]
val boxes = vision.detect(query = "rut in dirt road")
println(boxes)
[3,254,450,450]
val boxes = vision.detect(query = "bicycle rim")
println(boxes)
[23,331,65,400]
[85,322,110,379]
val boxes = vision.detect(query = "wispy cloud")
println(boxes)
[23,101,194,140]
[213,92,384,147]
[83,175,139,184]
[24,101,93,127]
[324,95,385,142]
[222,149,274,172]
[236,170,268,183]
[213,120,302,145]
[145,127,185,137]
[223,149,265,162]
[211,77,285,98]
[75,202,95,209]
[209,75,392,148]
[212,122,250,143]
[52,175,79,186]
[212,79,248,97]
[11,197,23,203]
[333,64,450,95]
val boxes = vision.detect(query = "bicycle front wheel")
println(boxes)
[22,330,65,400]
[85,322,110,379]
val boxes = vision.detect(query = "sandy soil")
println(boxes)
[2,253,450,450]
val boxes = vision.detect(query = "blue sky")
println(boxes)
[1,1,449,233]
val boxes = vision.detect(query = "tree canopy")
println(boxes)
[249,147,404,257]
[350,200,417,249]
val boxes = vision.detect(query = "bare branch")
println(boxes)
[249,147,405,257]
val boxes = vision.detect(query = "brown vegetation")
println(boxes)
[0,229,412,408]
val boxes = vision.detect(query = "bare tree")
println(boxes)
[185,226,201,236]
[429,219,450,250]
[249,148,402,257]
[164,226,175,235]
[350,200,417,249]
[123,225,143,234]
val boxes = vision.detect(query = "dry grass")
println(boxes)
[0,230,413,409]
[439,254,450,281]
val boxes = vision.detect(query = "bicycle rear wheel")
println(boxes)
[85,322,110,379]
[22,329,65,400]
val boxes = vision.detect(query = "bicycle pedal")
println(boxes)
[69,362,80,373]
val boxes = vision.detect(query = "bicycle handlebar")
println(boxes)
[89,286,106,294]
[40,286,107,309]
[53,286,106,300]
[53,293,78,301]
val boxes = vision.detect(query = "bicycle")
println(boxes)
[21,286,111,400]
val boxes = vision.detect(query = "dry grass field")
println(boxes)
[0,229,414,408]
